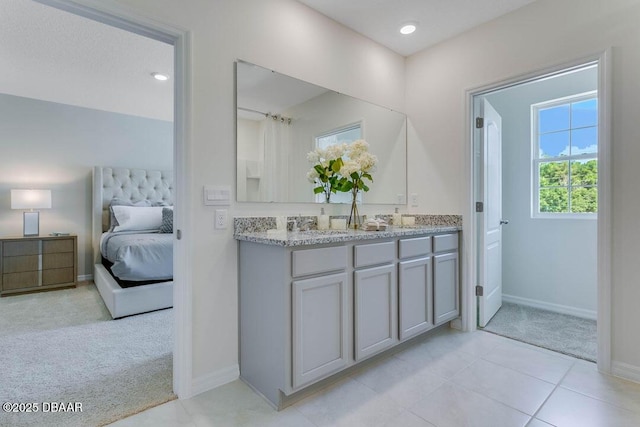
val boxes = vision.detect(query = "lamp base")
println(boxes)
[23,211,40,236]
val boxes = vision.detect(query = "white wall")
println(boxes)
[485,67,598,318]
[0,93,173,277]
[406,0,640,372]
[104,0,406,385]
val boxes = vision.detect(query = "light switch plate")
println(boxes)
[204,185,231,206]
[410,193,419,207]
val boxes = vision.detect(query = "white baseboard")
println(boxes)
[191,364,239,397]
[502,294,597,320]
[78,274,93,282]
[611,361,640,384]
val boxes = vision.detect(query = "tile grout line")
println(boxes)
[528,358,578,423]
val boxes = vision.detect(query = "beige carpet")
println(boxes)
[0,283,175,427]
[482,302,597,362]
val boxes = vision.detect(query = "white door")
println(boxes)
[478,98,505,327]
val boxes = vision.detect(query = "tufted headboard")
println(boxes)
[92,167,173,263]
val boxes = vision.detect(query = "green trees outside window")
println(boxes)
[533,92,598,215]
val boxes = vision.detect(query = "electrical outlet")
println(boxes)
[215,209,227,229]
[410,193,419,207]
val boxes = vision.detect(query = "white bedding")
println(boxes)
[101,231,173,281]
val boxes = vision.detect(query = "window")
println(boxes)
[315,123,362,204]
[532,92,598,217]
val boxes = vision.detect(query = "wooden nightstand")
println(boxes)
[0,234,77,296]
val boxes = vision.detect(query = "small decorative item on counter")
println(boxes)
[401,216,416,226]
[317,207,330,230]
[330,218,347,230]
[361,217,388,231]
[276,216,287,230]
[392,207,402,227]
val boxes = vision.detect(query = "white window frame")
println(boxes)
[314,121,363,204]
[531,91,598,219]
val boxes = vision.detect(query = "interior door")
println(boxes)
[478,98,504,327]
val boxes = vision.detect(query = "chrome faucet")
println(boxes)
[298,218,314,231]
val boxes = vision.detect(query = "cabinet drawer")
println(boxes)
[3,271,38,290]
[43,239,74,254]
[292,246,347,277]
[43,252,74,270]
[433,233,458,253]
[399,236,432,259]
[3,241,39,257]
[42,268,75,286]
[354,241,395,268]
[3,255,39,274]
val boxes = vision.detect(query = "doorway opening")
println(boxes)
[469,57,610,366]
[0,1,191,425]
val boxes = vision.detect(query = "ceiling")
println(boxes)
[0,0,173,121]
[298,0,537,56]
[0,0,537,121]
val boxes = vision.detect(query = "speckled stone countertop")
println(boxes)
[234,215,462,247]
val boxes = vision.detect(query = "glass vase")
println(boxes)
[348,189,361,229]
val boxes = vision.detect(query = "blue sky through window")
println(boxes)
[539,97,597,158]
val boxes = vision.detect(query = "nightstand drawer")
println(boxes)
[3,272,38,290]
[43,252,74,270]
[3,241,39,257]
[42,268,74,286]
[3,255,39,274]
[43,239,74,254]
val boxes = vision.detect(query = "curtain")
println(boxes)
[259,116,290,201]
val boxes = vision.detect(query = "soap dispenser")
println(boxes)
[392,207,402,227]
[317,207,330,230]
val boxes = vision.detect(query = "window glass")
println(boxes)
[539,105,570,133]
[539,161,569,187]
[571,127,598,155]
[570,160,598,186]
[533,92,597,216]
[571,98,598,128]
[571,187,597,213]
[539,131,570,157]
[539,188,568,213]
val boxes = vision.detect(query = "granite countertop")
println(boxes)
[234,225,461,247]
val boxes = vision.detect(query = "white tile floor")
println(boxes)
[108,328,640,427]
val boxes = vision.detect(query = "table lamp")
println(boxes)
[11,189,52,236]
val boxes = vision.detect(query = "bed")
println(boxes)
[92,167,174,318]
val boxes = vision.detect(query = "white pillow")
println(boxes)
[111,206,166,232]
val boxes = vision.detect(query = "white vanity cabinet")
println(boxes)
[292,272,349,388]
[353,242,397,361]
[238,230,459,409]
[433,234,460,325]
[398,236,433,340]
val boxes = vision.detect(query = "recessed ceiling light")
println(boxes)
[400,23,417,35]
[151,72,169,81]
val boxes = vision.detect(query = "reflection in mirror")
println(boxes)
[236,60,407,204]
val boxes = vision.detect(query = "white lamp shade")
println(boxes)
[11,189,52,210]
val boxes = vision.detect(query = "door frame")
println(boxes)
[463,50,612,374]
[36,0,194,397]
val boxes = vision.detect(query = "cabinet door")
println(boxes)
[292,272,349,389]
[434,252,460,325]
[354,264,397,361]
[399,256,433,340]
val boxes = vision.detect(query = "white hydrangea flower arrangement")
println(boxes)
[306,139,378,227]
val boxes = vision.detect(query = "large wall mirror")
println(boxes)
[236,60,407,204]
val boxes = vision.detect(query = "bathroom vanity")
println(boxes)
[235,224,460,409]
